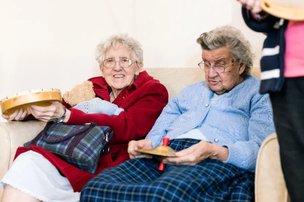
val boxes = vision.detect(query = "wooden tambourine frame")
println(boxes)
[260,0,304,21]
[136,146,176,157]
[0,89,62,115]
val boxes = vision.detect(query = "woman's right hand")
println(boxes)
[237,0,262,13]
[2,108,30,121]
[128,139,153,159]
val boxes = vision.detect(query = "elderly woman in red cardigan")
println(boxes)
[1,34,168,202]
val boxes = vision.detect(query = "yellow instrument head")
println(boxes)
[260,0,304,21]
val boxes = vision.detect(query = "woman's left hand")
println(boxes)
[29,101,67,122]
[163,140,228,165]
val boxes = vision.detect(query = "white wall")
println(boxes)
[0,0,265,100]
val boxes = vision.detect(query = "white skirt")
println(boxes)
[1,151,80,202]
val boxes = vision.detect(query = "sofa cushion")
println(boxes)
[255,133,289,202]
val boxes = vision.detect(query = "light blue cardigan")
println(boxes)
[146,76,275,171]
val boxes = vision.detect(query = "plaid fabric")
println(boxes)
[81,139,254,202]
[27,122,113,173]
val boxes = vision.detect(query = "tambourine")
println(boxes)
[260,0,304,21]
[0,88,62,115]
[136,146,176,157]
[136,137,176,157]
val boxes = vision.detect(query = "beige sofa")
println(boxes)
[0,68,288,201]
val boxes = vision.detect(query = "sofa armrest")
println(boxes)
[255,133,290,202]
[0,121,46,179]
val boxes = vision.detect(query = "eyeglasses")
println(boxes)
[198,59,234,73]
[102,57,136,69]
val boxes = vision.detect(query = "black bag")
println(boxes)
[25,122,113,174]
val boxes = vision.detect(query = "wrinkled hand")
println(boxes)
[163,140,228,166]
[30,101,66,122]
[128,139,153,159]
[1,108,30,121]
[74,98,123,115]
[237,0,262,14]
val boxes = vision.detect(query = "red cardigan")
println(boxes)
[15,70,168,191]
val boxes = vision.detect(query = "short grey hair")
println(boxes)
[95,34,143,66]
[196,25,254,76]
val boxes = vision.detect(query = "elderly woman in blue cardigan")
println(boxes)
[80,25,275,202]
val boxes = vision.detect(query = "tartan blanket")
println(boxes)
[81,139,254,202]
